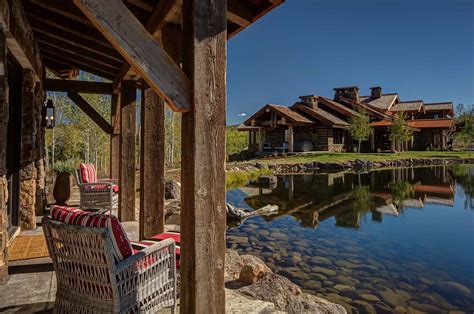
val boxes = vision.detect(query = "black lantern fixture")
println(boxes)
[42,99,55,129]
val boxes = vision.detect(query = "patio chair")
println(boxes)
[42,206,178,313]
[75,163,118,212]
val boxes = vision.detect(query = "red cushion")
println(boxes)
[80,163,97,183]
[131,232,181,268]
[50,205,133,262]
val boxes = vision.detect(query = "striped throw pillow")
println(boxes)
[50,205,133,262]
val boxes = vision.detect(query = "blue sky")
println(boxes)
[227,0,473,125]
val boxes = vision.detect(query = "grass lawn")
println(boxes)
[254,151,472,164]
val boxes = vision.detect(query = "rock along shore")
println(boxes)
[227,157,474,175]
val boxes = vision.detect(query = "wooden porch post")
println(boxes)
[288,124,294,153]
[110,92,120,179]
[139,85,165,239]
[119,80,136,222]
[258,127,263,154]
[181,0,227,312]
[370,133,375,152]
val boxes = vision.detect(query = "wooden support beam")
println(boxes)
[139,86,165,239]
[45,79,113,94]
[118,80,137,222]
[113,0,181,91]
[74,0,191,112]
[288,124,294,153]
[67,92,113,134]
[110,92,120,179]
[181,0,227,312]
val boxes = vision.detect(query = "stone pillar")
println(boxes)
[0,30,9,284]
[34,82,46,215]
[19,69,37,229]
[0,177,8,284]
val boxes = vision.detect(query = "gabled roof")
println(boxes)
[243,104,314,126]
[390,100,423,112]
[318,97,358,117]
[292,103,349,128]
[360,94,399,111]
[424,102,454,112]
[340,97,391,119]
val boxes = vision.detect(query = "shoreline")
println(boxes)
[226,157,474,179]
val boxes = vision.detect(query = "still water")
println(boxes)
[226,165,474,312]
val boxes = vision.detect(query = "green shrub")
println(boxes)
[53,159,77,174]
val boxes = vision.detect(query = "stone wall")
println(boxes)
[0,176,8,284]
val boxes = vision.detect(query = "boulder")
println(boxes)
[237,272,346,313]
[164,180,180,200]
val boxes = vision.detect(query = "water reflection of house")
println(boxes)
[240,167,457,230]
[414,184,455,206]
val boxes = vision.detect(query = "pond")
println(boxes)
[226,165,474,313]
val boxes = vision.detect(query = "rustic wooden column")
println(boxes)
[288,124,294,153]
[0,30,9,285]
[370,133,375,152]
[118,80,136,222]
[181,0,227,312]
[139,85,165,239]
[258,127,263,154]
[110,92,120,179]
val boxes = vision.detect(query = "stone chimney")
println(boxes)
[299,95,318,110]
[333,86,360,102]
[370,86,382,99]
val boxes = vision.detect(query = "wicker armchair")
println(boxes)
[42,216,177,313]
[75,167,118,212]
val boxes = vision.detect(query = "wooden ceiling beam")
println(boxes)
[126,0,155,12]
[26,9,114,49]
[44,78,113,94]
[28,0,93,26]
[227,0,255,27]
[31,22,123,61]
[75,0,191,112]
[113,0,181,91]
[39,44,120,73]
[42,54,116,80]
[67,92,113,134]
[37,40,122,70]
[34,32,123,64]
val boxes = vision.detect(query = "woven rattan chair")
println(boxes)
[42,216,177,313]
[75,168,118,212]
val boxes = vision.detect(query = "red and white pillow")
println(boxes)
[50,205,133,262]
[130,232,181,268]
[80,163,98,183]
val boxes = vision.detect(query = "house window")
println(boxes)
[284,129,289,142]
[333,129,344,144]
[434,114,439,119]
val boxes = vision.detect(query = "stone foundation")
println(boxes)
[0,176,8,284]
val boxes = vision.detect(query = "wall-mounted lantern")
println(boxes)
[42,99,55,129]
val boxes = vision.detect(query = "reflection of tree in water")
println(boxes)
[389,181,414,211]
[335,185,374,230]
[450,164,474,210]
